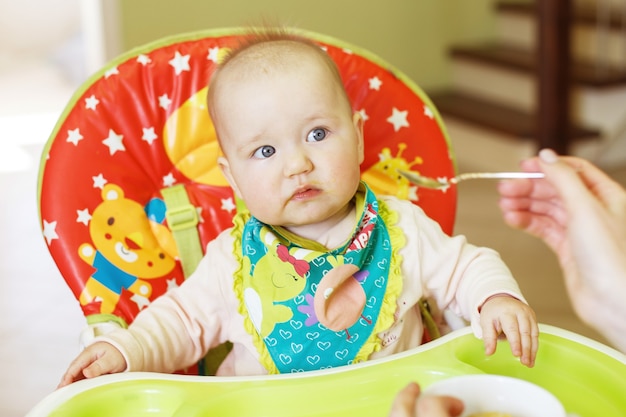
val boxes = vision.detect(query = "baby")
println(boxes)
[59,28,538,386]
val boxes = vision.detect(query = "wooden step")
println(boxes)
[497,0,626,29]
[451,42,626,88]
[428,90,599,140]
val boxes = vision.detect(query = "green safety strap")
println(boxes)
[86,313,128,329]
[162,184,234,375]
[161,184,203,278]
[419,298,441,342]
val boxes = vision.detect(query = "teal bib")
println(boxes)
[233,183,403,373]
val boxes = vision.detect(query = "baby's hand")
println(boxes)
[479,295,539,367]
[58,341,126,388]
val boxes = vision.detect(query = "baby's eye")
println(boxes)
[253,145,276,159]
[306,128,328,142]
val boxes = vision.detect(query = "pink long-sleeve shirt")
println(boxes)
[98,195,525,376]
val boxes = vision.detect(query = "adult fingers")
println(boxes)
[536,149,609,212]
[416,395,465,417]
[388,382,420,417]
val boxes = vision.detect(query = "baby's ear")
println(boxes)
[353,111,365,163]
[218,156,242,198]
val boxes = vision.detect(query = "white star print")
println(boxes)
[159,94,172,110]
[42,220,59,245]
[162,173,176,187]
[169,51,191,75]
[358,109,369,123]
[102,129,125,155]
[387,107,409,132]
[166,278,179,291]
[66,128,83,146]
[137,54,151,65]
[207,47,220,63]
[92,173,107,189]
[104,67,119,78]
[221,197,236,213]
[368,76,382,91]
[423,105,434,119]
[142,127,158,145]
[76,209,91,226]
[85,95,99,110]
[131,294,151,310]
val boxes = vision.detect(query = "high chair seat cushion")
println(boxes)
[38,27,455,337]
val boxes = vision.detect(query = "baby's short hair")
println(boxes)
[218,26,322,68]
[207,26,349,114]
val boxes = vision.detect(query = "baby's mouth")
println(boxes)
[292,186,321,200]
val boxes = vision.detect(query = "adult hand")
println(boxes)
[58,341,126,388]
[498,149,626,351]
[389,382,464,417]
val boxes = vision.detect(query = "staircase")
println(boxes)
[428,0,626,171]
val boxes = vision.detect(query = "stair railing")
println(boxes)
[536,0,572,154]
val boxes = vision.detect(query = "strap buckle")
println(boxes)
[166,203,198,232]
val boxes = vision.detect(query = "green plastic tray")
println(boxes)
[27,324,626,417]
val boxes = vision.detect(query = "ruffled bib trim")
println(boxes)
[231,210,281,374]
[352,197,405,364]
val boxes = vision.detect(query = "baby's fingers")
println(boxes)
[58,354,95,388]
[481,320,501,357]
[85,345,126,380]
[518,316,539,367]
[501,315,539,367]
[57,342,126,389]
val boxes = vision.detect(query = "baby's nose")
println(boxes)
[284,149,313,176]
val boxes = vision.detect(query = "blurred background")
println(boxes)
[2,0,626,416]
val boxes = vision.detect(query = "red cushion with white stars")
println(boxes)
[38,28,455,329]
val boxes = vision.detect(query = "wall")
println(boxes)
[0,0,83,117]
[0,0,81,56]
[108,0,497,91]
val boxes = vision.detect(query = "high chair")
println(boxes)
[37,28,456,375]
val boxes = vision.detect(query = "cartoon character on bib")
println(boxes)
[236,183,400,373]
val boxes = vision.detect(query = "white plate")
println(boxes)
[423,374,566,417]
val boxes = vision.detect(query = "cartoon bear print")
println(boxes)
[78,184,177,314]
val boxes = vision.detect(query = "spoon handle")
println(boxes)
[453,171,545,183]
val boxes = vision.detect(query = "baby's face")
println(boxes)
[213,43,364,233]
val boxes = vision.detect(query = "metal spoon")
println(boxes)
[397,169,545,190]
